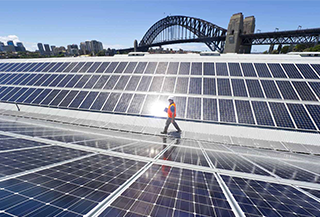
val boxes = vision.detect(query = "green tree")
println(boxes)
[281,46,290,54]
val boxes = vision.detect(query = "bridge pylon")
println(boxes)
[224,13,255,53]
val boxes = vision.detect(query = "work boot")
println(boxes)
[160,131,167,134]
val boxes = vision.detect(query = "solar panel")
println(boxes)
[114,93,133,113]
[137,76,152,91]
[161,77,176,93]
[217,78,232,96]
[260,80,282,99]
[102,92,121,112]
[241,63,257,77]
[228,63,242,76]
[276,80,299,100]
[178,62,190,75]
[203,98,218,121]
[246,80,264,98]
[127,94,145,114]
[191,62,202,75]
[149,76,164,92]
[105,62,119,73]
[124,62,137,73]
[296,64,319,79]
[188,77,202,94]
[203,62,215,75]
[114,62,127,73]
[90,92,110,111]
[175,77,189,94]
[167,62,179,74]
[287,103,316,130]
[134,62,147,74]
[292,81,318,101]
[219,99,236,123]
[282,63,303,78]
[155,62,168,74]
[125,76,141,91]
[235,100,255,124]
[144,62,157,74]
[268,63,287,78]
[252,101,274,126]
[269,102,295,128]
[186,97,201,120]
[231,79,248,97]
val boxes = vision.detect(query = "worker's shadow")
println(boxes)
[168,131,181,139]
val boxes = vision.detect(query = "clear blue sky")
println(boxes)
[0,0,319,52]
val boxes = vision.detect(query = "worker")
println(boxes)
[161,96,182,134]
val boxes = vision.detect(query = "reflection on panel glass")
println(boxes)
[114,93,133,113]
[155,62,168,74]
[127,94,145,114]
[161,77,176,93]
[149,76,164,92]
[144,62,157,74]
[102,92,121,111]
[175,77,189,94]
[141,95,159,115]
[125,76,141,91]
[137,76,152,91]
[124,62,137,73]
[134,62,147,74]
[178,62,190,75]
[174,96,186,118]
[186,97,201,120]
[90,92,110,110]
[167,62,179,74]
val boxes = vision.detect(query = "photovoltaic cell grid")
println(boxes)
[0,61,320,133]
[0,117,318,216]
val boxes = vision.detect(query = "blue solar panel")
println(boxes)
[49,90,69,106]
[104,75,120,90]
[93,75,110,89]
[71,62,86,72]
[268,63,287,78]
[127,94,145,114]
[276,80,299,100]
[203,62,215,75]
[231,79,248,97]
[203,78,216,95]
[282,63,303,78]
[252,101,274,126]
[305,104,320,129]
[48,62,63,72]
[228,63,242,76]
[1,87,20,101]
[79,92,98,109]
[296,64,319,79]
[40,89,60,105]
[191,62,202,75]
[287,103,316,130]
[59,90,79,107]
[189,78,202,94]
[217,78,232,96]
[219,99,236,123]
[269,102,295,128]
[235,100,255,124]
[223,176,320,217]
[292,81,318,101]
[114,75,130,90]
[246,80,264,98]
[87,62,102,73]
[125,76,141,91]
[55,62,70,72]
[105,62,119,73]
[114,93,133,113]
[96,62,110,73]
[260,80,282,99]
[90,92,110,111]
[241,63,257,77]
[69,91,89,108]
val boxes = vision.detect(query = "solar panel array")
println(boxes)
[0,60,320,133]
[0,116,319,217]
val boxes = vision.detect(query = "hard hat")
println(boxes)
[167,96,174,101]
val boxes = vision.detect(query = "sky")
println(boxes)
[0,0,319,52]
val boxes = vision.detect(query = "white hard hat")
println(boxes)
[167,96,174,101]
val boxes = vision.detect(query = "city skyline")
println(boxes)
[1,0,319,52]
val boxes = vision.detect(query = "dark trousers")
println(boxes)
[163,118,181,133]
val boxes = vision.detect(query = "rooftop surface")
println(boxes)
[0,53,319,216]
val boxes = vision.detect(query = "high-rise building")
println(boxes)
[16,42,26,52]
[0,42,4,52]
[44,44,51,55]
[67,44,79,56]
[85,41,91,53]
[80,42,87,55]
[51,46,56,55]
[90,40,103,55]
[37,43,45,55]
[7,41,14,46]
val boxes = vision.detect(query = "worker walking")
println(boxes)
[161,96,182,134]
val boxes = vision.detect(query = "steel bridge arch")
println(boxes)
[139,16,228,52]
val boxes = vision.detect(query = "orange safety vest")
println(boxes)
[168,103,176,118]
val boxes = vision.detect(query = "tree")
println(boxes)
[97,50,106,56]
[281,46,290,54]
